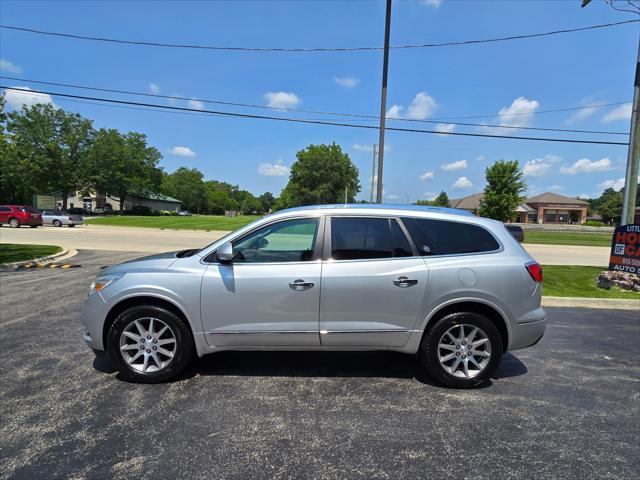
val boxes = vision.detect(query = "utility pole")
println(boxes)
[370,144,377,203]
[621,39,639,225]
[376,0,392,204]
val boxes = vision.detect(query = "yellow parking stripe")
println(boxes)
[61,264,71,269]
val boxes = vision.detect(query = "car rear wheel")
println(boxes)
[53,220,62,227]
[68,224,75,227]
[419,312,502,389]
[107,305,195,383]
[30,225,38,228]
[9,218,20,228]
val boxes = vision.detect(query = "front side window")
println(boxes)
[232,218,319,263]
[401,217,500,256]
[331,217,393,260]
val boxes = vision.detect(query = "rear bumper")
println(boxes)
[510,307,546,351]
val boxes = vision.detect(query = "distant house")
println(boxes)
[449,191,589,224]
[46,190,182,213]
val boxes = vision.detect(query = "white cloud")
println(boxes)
[387,92,437,120]
[559,157,614,175]
[565,100,601,125]
[421,0,443,8]
[548,184,564,192]
[0,59,22,74]
[386,194,400,201]
[386,104,404,119]
[474,155,486,162]
[352,143,390,152]
[602,104,632,123]
[258,159,289,176]
[441,159,468,171]
[334,76,360,88]
[419,170,435,181]
[4,86,54,109]
[149,83,160,94]
[435,123,455,135]
[264,91,301,109]
[496,96,540,128]
[423,192,437,200]
[168,146,196,157]
[523,154,561,177]
[598,178,626,191]
[188,99,204,110]
[453,176,473,190]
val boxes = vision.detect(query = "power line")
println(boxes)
[0,19,637,52]
[0,76,629,136]
[1,86,629,146]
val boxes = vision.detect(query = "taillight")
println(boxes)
[68,217,73,221]
[526,262,543,282]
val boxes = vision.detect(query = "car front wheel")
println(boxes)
[53,220,62,227]
[419,312,503,389]
[107,305,195,383]
[9,218,20,228]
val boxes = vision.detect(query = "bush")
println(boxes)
[583,220,605,227]
[131,205,154,216]
[209,205,225,215]
[160,210,172,216]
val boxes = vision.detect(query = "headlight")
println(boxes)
[89,273,123,296]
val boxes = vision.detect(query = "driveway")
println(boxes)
[0,250,637,479]
[0,224,610,266]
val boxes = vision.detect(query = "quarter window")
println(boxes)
[0,207,11,212]
[401,217,500,255]
[232,218,319,263]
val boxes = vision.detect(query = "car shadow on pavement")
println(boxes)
[172,350,528,388]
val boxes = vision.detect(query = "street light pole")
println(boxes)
[370,144,377,203]
[621,39,639,225]
[376,0,392,204]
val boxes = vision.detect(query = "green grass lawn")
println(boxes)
[0,244,63,263]
[542,265,640,299]
[524,231,612,247]
[86,215,261,231]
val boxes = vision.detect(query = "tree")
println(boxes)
[161,167,207,213]
[597,188,624,224]
[0,94,32,204]
[7,103,94,208]
[89,129,162,213]
[433,190,450,207]
[477,160,526,221]
[276,143,360,209]
[257,192,276,213]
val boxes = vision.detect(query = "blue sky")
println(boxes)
[0,0,637,202]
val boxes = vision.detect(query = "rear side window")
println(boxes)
[401,217,500,255]
[331,217,393,260]
[0,206,11,212]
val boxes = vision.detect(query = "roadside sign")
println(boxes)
[609,224,640,275]
[33,194,56,210]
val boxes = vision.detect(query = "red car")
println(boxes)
[0,205,43,228]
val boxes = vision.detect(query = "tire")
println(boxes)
[68,224,76,227]
[53,220,62,227]
[9,218,20,228]
[419,312,503,389]
[107,305,195,383]
[30,225,38,228]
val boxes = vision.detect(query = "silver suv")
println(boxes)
[81,204,546,388]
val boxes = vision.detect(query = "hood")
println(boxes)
[101,251,181,275]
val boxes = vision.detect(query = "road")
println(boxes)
[0,250,638,479]
[0,224,610,266]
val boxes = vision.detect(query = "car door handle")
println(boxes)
[393,276,418,288]
[289,279,314,291]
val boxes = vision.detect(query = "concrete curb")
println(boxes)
[542,296,640,310]
[0,248,78,270]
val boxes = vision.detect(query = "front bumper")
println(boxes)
[81,291,109,351]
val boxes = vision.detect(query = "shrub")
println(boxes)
[131,205,154,216]
[583,220,605,227]
[159,210,172,216]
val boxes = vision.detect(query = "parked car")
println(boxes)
[178,210,192,216]
[505,224,524,242]
[0,205,43,228]
[82,204,546,388]
[93,206,113,215]
[67,207,88,216]
[41,210,84,227]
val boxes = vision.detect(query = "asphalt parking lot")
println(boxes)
[0,250,638,479]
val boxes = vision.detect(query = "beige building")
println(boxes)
[449,191,589,224]
[58,191,181,213]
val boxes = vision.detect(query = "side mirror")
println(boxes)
[216,242,234,263]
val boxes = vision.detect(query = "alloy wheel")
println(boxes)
[119,317,177,373]
[437,324,492,379]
